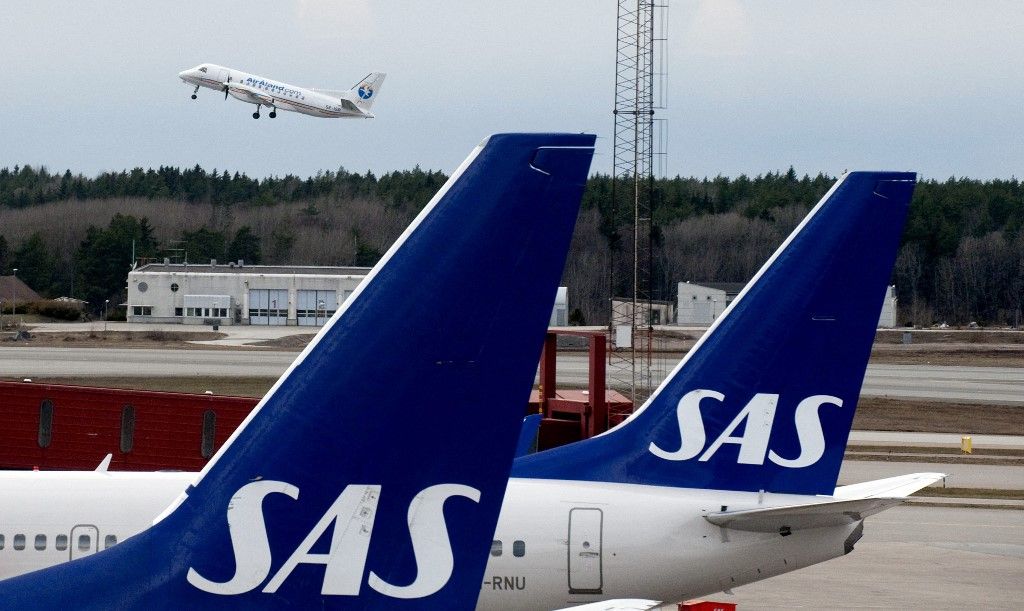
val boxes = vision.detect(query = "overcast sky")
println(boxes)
[1,1,1022,180]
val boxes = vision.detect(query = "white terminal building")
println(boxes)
[126,262,370,326]
[127,261,573,328]
[677,281,898,328]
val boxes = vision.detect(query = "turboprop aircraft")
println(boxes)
[0,132,596,608]
[0,170,942,610]
[178,63,385,119]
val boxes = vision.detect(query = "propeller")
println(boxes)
[222,75,231,100]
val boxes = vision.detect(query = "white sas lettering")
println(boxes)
[187,481,479,599]
[767,394,842,468]
[648,389,843,468]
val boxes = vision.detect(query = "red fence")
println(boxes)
[0,381,257,471]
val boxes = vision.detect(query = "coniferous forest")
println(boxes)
[0,164,1022,326]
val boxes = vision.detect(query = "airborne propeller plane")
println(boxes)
[178,63,385,119]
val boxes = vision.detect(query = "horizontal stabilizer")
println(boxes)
[705,497,903,532]
[555,599,663,611]
[833,472,946,499]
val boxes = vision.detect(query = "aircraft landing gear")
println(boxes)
[269,108,277,119]
[253,104,261,119]
[191,85,199,100]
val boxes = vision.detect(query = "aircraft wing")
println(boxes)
[225,81,275,105]
[706,472,945,533]
[832,472,946,499]
[554,599,663,611]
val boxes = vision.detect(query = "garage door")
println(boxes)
[248,289,288,325]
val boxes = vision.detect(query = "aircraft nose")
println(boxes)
[178,70,189,80]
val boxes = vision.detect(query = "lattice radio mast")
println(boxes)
[609,0,668,409]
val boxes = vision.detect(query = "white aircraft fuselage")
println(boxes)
[177,63,382,119]
[0,472,855,610]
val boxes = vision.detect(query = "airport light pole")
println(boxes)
[104,299,109,332]
[12,268,18,329]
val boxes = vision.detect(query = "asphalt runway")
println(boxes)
[838,458,1024,490]
[3,347,1024,405]
[732,505,1024,609]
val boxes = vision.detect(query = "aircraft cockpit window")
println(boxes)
[77,534,91,551]
[490,540,502,557]
[13,534,25,550]
[55,534,68,551]
[34,534,46,551]
[104,535,118,549]
[199,67,208,73]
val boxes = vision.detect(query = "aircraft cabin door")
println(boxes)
[212,67,228,85]
[69,524,99,560]
[567,507,603,594]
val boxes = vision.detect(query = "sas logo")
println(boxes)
[188,481,478,599]
[649,389,843,468]
[357,84,374,100]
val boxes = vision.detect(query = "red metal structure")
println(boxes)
[529,330,632,450]
[0,331,630,470]
[0,381,256,471]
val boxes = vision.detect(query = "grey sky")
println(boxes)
[1,1,1021,180]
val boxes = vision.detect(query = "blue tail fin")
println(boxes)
[514,171,916,496]
[0,133,595,609]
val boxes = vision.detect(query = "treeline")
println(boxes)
[1,164,1022,326]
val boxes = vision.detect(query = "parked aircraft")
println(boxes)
[0,170,940,610]
[178,63,385,119]
[0,132,597,608]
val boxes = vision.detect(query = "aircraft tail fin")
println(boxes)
[514,171,916,496]
[340,71,386,112]
[0,133,596,608]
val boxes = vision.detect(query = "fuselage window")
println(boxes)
[513,540,526,557]
[34,534,46,550]
[13,534,25,550]
[0,534,5,549]
[55,534,67,551]
[78,534,91,551]
[490,540,502,557]
[104,534,117,549]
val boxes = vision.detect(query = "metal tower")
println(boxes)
[609,0,667,409]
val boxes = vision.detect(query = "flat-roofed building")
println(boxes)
[126,261,370,326]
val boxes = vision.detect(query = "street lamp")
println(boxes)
[104,299,109,332]
[11,268,18,329]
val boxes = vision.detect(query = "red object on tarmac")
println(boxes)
[0,380,256,471]
[679,601,737,611]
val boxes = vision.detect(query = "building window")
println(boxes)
[174,307,183,317]
[13,534,25,551]
[131,306,153,316]
[38,399,53,448]
[34,534,46,551]
[104,535,117,549]
[55,534,67,551]
[490,540,502,557]
[513,540,526,557]
[170,282,179,292]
